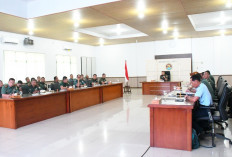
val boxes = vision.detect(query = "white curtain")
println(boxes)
[56,55,77,79]
[4,51,45,82]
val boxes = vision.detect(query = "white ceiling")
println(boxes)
[0,0,120,18]
[76,24,148,39]
[188,10,232,31]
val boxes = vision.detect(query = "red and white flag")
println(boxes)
[125,60,129,82]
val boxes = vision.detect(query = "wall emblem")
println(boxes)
[166,64,172,70]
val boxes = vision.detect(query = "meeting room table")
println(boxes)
[148,90,194,151]
[0,83,123,129]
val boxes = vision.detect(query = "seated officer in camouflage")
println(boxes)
[51,76,61,91]
[160,71,168,81]
[28,79,39,94]
[99,73,108,85]
[91,74,98,87]
[204,71,216,92]
[16,80,23,92]
[25,77,31,86]
[37,76,41,84]
[75,74,86,87]
[80,74,86,86]
[1,78,17,98]
[60,76,70,90]
[202,72,216,100]
[39,77,47,90]
[0,80,3,98]
[206,70,215,84]
[69,74,74,86]
[85,75,91,87]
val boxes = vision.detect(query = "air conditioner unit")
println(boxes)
[64,46,72,51]
[2,37,19,44]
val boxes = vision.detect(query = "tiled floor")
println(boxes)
[0,88,231,157]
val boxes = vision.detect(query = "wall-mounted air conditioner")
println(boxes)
[64,46,72,51]
[2,37,19,44]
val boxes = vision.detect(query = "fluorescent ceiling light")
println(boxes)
[188,10,232,31]
[29,30,34,35]
[27,19,34,30]
[162,20,168,34]
[99,38,104,46]
[137,0,146,19]
[75,24,148,39]
[173,29,179,39]
[73,32,79,39]
[137,0,146,11]
[73,11,81,28]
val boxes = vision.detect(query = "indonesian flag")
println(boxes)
[125,60,129,82]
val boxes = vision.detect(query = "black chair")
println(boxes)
[214,81,227,103]
[213,81,229,129]
[216,76,222,90]
[215,77,224,96]
[196,84,232,147]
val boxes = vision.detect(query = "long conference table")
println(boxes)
[0,83,123,129]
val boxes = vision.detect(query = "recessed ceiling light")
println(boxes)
[220,30,225,36]
[73,11,81,21]
[137,0,146,19]
[163,30,168,34]
[173,29,179,39]
[99,38,104,46]
[138,12,145,19]
[73,10,81,27]
[162,20,168,34]
[74,39,78,43]
[74,22,79,28]
[27,19,34,30]
[73,32,79,39]
[29,30,34,35]
[27,19,34,35]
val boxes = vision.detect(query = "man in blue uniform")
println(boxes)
[186,74,212,134]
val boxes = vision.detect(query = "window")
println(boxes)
[81,57,96,77]
[56,55,77,79]
[4,51,45,82]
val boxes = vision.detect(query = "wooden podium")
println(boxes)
[141,81,181,95]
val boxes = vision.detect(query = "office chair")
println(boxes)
[216,76,222,90]
[196,84,232,147]
[214,81,227,103]
[215,77,224,96]
[213,81,229,129]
